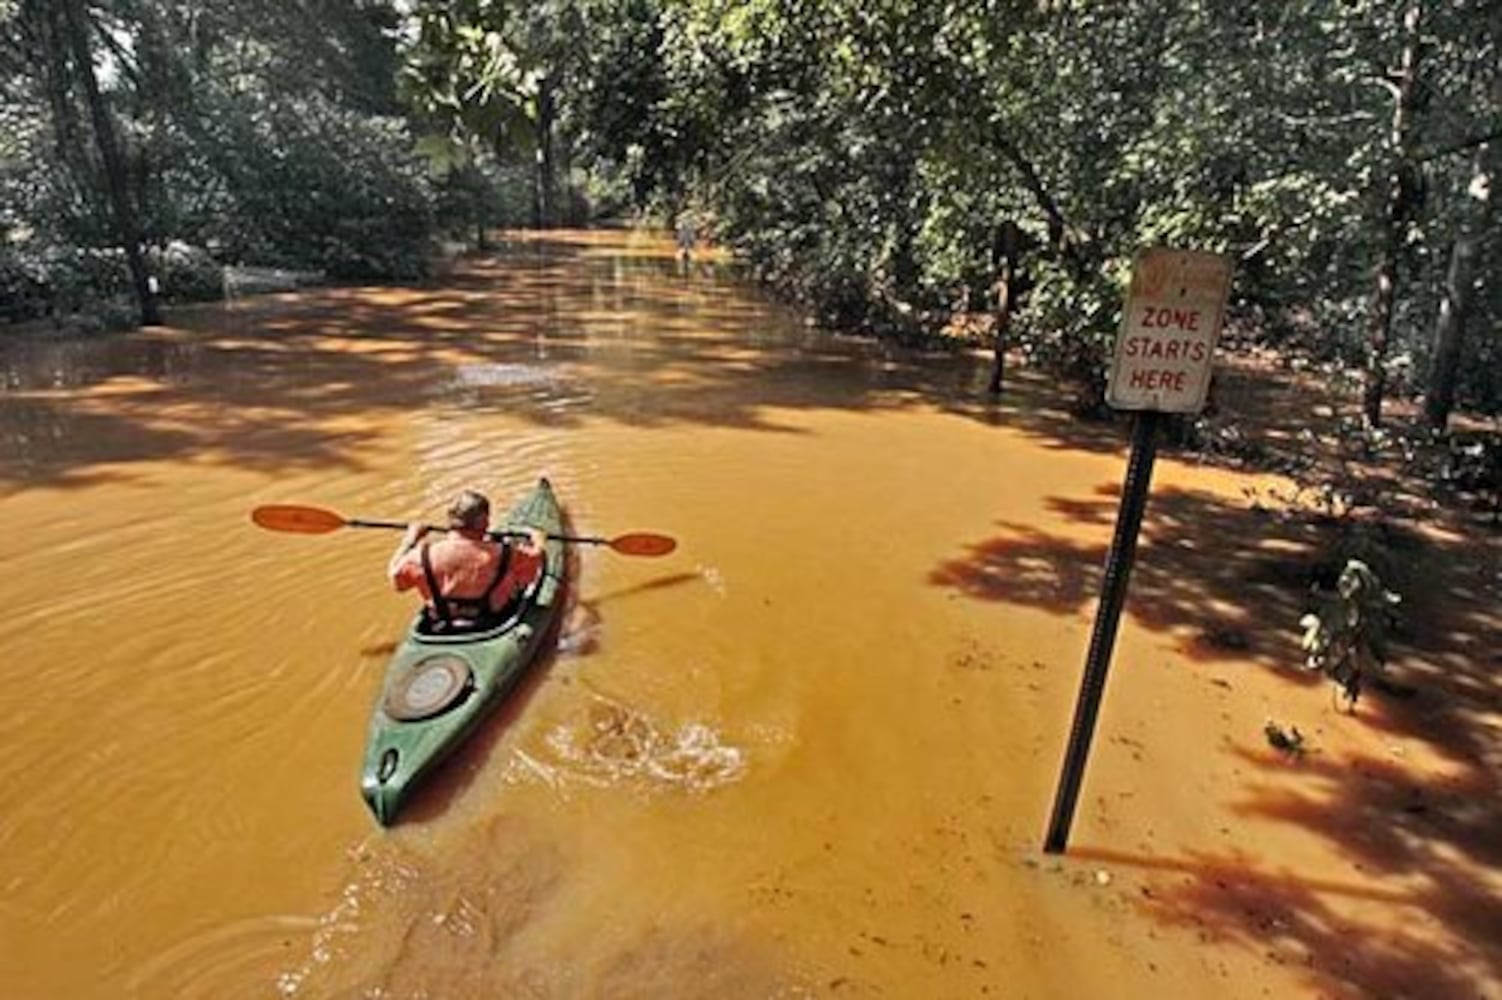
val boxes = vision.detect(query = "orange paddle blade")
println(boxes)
[251,504,347,534]
[608,532,676,557]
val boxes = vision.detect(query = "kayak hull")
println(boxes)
[360,478,566,825]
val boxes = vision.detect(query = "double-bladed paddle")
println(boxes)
[250,504,676,557]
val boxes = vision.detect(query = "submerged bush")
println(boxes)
[1299,559,1402,710]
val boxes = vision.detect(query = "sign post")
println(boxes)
[1044,248,1232,855]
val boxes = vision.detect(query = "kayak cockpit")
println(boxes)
[412,549,555,639]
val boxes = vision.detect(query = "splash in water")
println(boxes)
[508,696,745,794]
[697,564,727,597]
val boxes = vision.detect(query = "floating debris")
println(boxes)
[1263,720,1306,758]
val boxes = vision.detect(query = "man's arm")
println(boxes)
[508,528,547,581]
[388,523,428,590]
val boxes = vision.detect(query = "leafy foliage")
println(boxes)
[1,0,434,321]
[4,0,1499,432]
[534,1,1501,419]
[1299,559,1403,710]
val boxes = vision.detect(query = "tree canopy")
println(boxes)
[2,0,1498,428]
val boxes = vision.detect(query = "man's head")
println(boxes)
[446,490,491,532]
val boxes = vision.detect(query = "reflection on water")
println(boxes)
[2,229,1487,1000]
[445,362,558,388]
[0,336,202,391]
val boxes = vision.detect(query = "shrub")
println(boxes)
[1298,559,1402,710]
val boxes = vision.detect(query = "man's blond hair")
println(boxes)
[446,490,490,530]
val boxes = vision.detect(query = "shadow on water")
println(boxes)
[0,232,1130,494]
[931,484,1328,664]
[1067,843,1494,1000]
[932,477,1501,997]
[359,639,399,658]
[584,571,700,606]
[932,483,1498,688]
[548,570,698,660]
[1066,728,1502,998]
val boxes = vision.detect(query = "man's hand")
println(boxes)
[388,523,429,586]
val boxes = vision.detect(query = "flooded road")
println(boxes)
[2,231,1498,999]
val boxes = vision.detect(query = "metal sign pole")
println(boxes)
[1044,410,1162,854]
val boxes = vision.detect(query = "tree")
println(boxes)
[2,0,433,318]
[398,0,560,230]
[1425,142,1496,430]
[1421,12,1501,432]
[57,0,160,324]
[1361,0,1425,428]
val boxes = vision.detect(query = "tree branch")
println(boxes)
[88,13,141,89]
[1367,74,1403,102]
[991,128,1090,278]
[1417,127,1502,164]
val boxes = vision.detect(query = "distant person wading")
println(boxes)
[387,490,545,631]
[675,215,697,261]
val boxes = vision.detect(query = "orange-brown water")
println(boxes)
[1,230,1498,999]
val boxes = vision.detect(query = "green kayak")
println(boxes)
[360,477,567,825]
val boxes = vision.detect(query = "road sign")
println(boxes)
[1107,248,1233,413]
[1044,248,1236,855]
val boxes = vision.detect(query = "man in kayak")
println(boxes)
[387,489,546,631]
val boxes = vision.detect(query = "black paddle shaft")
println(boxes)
[345,518,606,546]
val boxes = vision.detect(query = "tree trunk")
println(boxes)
[58,0,160,326]
[557,119,576,224]
[530,155,543,230]
[987,222,1021,396]
[35,3,86,183]
[1362,0,1424,428]
[1424,241,1473,431]
[533,73,556,229]
[1425,143,1494,431]
[986,260,1014,396]
[467,164,488,251]
[991,129,1090,281]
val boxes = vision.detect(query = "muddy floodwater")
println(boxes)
[2,231,1498,999]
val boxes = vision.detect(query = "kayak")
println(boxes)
[360,477,567,825]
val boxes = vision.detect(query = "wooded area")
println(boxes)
[2,1,1498,434]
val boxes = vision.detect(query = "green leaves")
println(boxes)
[5,0,1497,410]
[1,0,435,315]
[1299,559,1402,710]
[414,132,469,172]
[546,0,1498,416]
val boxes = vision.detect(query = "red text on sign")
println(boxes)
[1127,368,1188,392]
[1120,336,1209,362]
[1138,307,1201,331]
